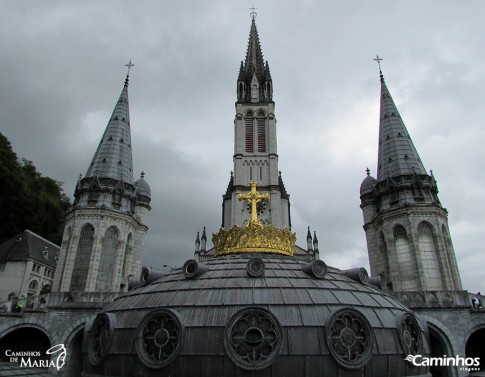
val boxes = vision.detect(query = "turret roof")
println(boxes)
[376,73,427,181]
[85,75,134,184]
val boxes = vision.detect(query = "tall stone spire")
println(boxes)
[222,17,290,230]
[85,75,134,184]
[237,19,273,103]
[376,74,426,181]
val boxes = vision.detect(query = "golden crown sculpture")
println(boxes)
[213,181,296,257]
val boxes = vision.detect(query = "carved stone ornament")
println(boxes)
[326,308,374,369]
[225,307,283,370]
[397,312,421,355]
[136,309,184,368]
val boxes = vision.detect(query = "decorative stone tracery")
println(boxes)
[398,312,421,355]
[326,308,373,369]
[88,314,114,366]
[136,309,183,368]
[225,307,283,370]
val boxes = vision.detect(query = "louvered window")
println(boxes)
[257,111,266,153]
[245,111,254,153]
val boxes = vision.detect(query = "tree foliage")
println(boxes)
[0,132,70,245]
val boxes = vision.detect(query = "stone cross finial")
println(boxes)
[238,181,269,224]
[125,60,134,76]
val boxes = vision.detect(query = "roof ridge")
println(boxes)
[24,229,61,248]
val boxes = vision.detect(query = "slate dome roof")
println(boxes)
[134,176,151,199]
[360,174,377,196]
[82,254,429,377]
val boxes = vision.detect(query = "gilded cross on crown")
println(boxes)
[237,181,269,224]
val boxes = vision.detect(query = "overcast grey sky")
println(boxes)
[1,1,484,294]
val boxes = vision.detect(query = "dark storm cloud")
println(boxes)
[1,1,484,294]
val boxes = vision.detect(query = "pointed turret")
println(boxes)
[313,231,319,253]
[85,75,134,183]
[200,227,207,253]
[54,65,151,294]
[376,73,426,181]
[359,61,462,292]
[237,19,273,102]
[195,232,201,254]
[306,226,313,252]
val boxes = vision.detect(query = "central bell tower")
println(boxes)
[222,18,291,230]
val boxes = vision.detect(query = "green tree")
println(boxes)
[0,133,70,245]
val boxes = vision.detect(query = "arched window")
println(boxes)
[29,280,38,291]
[257,111,266,153]
[378,232,391,289]
[121,233,133,289]
[418,223,443,290]
[70,224,95,291]
[96,227,119,291]
[245,111,254,153]
[394,225,418,290]
[238,83,243,101]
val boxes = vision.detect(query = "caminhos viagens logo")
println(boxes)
[405,354,480,372]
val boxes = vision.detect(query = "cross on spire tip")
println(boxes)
[249,5,257,20]
[373,54,385,82]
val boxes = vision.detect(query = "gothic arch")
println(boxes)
[70,223,95,291]
[61,321,87,377]
[96,226,119,291]
[422,316,459,377]
[465,324,485,372]
[417,221,443,290]
[0,324,53,364]
[378,232,392,290]
[245,110,254,118]
[121,233,134,290]
[393,224,418,290]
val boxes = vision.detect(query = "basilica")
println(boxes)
[0,16,484,377]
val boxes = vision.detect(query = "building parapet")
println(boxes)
[46,291,122,308]
[389,290,471,309]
